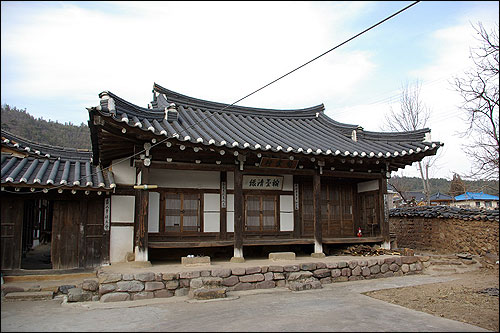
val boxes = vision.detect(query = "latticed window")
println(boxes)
[245,195,277,231]
[165,193,201,232]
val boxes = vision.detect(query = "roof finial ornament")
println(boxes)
[165,103,178,122]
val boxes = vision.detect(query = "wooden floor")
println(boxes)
[148,236,385,248]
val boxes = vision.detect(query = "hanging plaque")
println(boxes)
[293,183,299,210]
[104,198,110,231]
[243,175,283,190]
[259,157,298,169]
[221,181,227,208]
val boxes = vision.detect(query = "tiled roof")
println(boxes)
[455,192,499,201]
[429,192,453,201]
[88,83,442,169]
[401,191,426,202]
[1,130,115,190]
[390,206,499,221]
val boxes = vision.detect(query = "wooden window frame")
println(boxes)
[244,193,279,233]
[158,191,203,234]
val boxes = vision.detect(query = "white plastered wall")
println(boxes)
[204,193,220,232]
[280,195,294,231]
[111,159,136,185]
[148,192,160,232]
[149,169,219,189]
[227,194,234,232]
[110,195,135,263]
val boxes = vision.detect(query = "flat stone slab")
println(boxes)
[269,252,296,261]
[4,291,53,301]
[311,252,326,258]
[181,256,211,266]
[230,257,245,263]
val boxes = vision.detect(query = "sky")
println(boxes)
[1,1,499,180]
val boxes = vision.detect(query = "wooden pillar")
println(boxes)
[134,166,149,261]
[313,172,324,255]
[78,200,88,269]
[231,165,244,261]
[220,171,227,240]
[379,177,389,242]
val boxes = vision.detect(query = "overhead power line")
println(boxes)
[3,1,421,194]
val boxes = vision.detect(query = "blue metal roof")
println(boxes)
[455,192,499,201]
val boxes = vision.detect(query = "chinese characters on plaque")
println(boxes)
[259,157,298,169]
[104,198,110,231]
[243,175,284,190]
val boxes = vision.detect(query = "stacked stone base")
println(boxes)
[60,255,429,303]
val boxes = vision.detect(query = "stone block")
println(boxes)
[361,267,371,277]
[145,281,165,292]
[116,281,144,292]
[380,263,389,273]
[98,273,122,284]
[162,273,179,281]
[122,274,134,281]
[338,261,348,268]
[300,263,317,271]
[222,276,239,287]
[394,256,402,265]
[409,263,417,271]
[276,280,286,288]
[245,266,261,274]
[264,272,274,281]
[239,274,264,283]
[311,252,326,258]
[179,279,190,288]
[99,284,116,295]
[181,256,211,266]
[269,252,295,261]
[389,263,399,272]
[401,256,418,264]
[179,271,201,279]
[269,265,284,272]
[68,288,91,302]
[348,276,363,281]
[59,285,77,294]
[312,268,330,278]
[320,277,332,284]
[232,267,246,276]
[100,292,130,303]
[154,290,174,298]
[190,278,204,289]
[382,271,394,278]
[370,265,380,274]
[415,263,423,271]
[155,273,163,282]
[233,282,255,291]
[201,277,223,287]
[351,266,362,276]
[132,292,154,300]
[348,261,358,269]
[332,276,349,283]
[92,296,100,302]
[211,268,232,278]
[326,262,338,269]
[288,271,313,281]
[190,287,226,300]
[331,269,341,278]
[260,266,269,273]
[175,288,189,297]
[418,255,430,262]
[273,272,285,280]
[367,259,378,267]
[230,257,245,263]
[134,272,155,282]
[165,280,179,290]
[283,265,300,272]
[200,270,211,277]
[401,264,410,273]
[315,262,326,269]
[341,268,351,277]
[255,280,275,289]
[394,270,404,277]
[82,280,98,292]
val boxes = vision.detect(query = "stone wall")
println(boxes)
[82,256,428,302]
[390,214,499,255]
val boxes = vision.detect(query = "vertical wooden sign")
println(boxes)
[104,198,110,231]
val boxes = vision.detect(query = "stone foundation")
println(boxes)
[84,255,429,303]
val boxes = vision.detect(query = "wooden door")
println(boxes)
[1,197,23,270]
[52,201,80,269]
[301,181,314,237]
[84,198,106,268]
[358,191,380,237]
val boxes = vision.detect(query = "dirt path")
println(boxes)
[364,266,499,331]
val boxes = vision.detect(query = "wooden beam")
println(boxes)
[313,172,323,253]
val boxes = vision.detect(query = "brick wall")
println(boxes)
[390,217,499,255]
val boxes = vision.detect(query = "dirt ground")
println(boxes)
[364,264,499,332]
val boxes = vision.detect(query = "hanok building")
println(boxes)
[1,130,116,271]
[86,83,443,263]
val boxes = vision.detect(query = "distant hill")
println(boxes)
[389,176,499,197]
[1,104,91,149]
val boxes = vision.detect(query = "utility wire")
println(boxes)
[2,1,421,194]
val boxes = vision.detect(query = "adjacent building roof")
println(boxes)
[455,192,499,201]
[1,130,115,191]
[401,191,427,202]
[88,83,443,170]
[429,192,453,202]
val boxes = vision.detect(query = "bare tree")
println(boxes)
[453,22,499,181]
[383,80,434,205]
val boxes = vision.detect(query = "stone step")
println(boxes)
[4,291,54,301]
[430,260,463,266]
